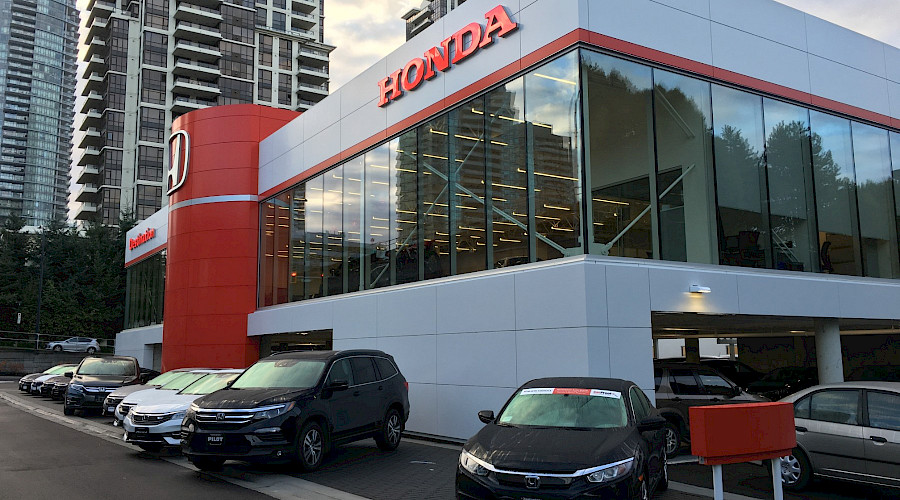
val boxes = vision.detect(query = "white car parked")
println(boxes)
[46,337,100,353]
[114,369,221,424]
[105,368,210,424]
[121,369,243,451]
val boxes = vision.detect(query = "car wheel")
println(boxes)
[63,404,74,416]
[780,448,811,491]
[87,347,97,354]
[137,443,163,453]
[656,451,669,492]
[296,421,326,471]
[191,457,225,472]
[663,421,681,457]
[374,408,403,451]
[53,345,62,352]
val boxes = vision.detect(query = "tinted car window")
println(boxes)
[867,391,900,431]
[326,359,355,385]
[374,357,398,380]
[654,368,662,390]
[697,369,734,396]
[350,357,377,385]
[630,387,650,420]
[499,390,628,429]
[78,358,136,376]
[669,369,703,395]
[231,358,325,389]
[809,390,859,425]
[794,395,810,419]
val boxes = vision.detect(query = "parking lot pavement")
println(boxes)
[4,384,890,500]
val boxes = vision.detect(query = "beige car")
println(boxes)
[779,381,900,491]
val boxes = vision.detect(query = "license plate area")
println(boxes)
[134,427,149,434]
[207,434,224,445]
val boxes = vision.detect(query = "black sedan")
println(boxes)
[456,377,668,500]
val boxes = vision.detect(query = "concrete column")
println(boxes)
[814,318,844,384]
[685,338,701,363]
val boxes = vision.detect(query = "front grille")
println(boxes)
[106,397,123,406]
[495,473,573,489]
[132,412,172,426]
[196,409,254,425]
[84,386,114,393]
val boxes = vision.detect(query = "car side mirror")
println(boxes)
[732,386,743,397]
[478,410,495,424]
[327,380,349,391]
[139,374,151,383]
[637,415,667,433]
[225,379,235,388]
[64,372,73,378]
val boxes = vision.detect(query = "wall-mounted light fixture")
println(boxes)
[689,284,711,294]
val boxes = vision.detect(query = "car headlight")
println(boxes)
[69,384,84,393]
[459,450,490,477]
[586,458,635,483]
[168,411,186,422]
[252,402,294,420]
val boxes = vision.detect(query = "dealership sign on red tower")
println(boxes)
[377,5,518,107]
[129,228,156,250]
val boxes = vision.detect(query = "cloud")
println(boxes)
[774,0,900,47]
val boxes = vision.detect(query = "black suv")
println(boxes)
[181,350,410,472]
[64,356,143,416]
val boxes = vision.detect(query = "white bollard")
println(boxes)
[712,464,724,500]
[772,458,784,500]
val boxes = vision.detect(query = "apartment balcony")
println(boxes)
[78,128,103,149]
[296,98,318,112]
[80,92,104,114]
[291,0,316,14]
[76,165,101,185]
[173,40,221,63]
[10,0,37,16]
[86,0,115,25]
[290,11,317,30]
[74,184,100,203]
[174,3,222,26]
[172,77,221,99]
[80,72,105,96]
[171,96,216,114]
[181,0,222,9]
[77,147,101,166]
[174,20,222,45]
[84,36,107,59]
[296,81,328,100]
[85,17,109,40]
[173,58,221,80]
[85,54,107,74]
[297,47,330,64]
[78,109,103,131]
[298,65,329,82]
[73,202,99,221]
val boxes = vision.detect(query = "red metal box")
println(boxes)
[689,402,796,465]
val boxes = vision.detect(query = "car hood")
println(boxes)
[108,384,153,399]
[132,394,202,414]
[122,387,182,405]
[465,424,638,473]
[72,374,138,387]
[194,387,316,409]
[21,373,45,382]
[44,375,70,384]
[33,374,58,383]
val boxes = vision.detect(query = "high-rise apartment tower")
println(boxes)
[401,0,466,40]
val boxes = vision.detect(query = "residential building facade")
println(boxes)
[401,0,466,40]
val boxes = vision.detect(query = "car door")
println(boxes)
[324,358,358,436]
[349,356,381,429]
[862,390,900,486]
[64,338,79,351]
[667,368,708,424]
[796,389,866,480]
[695,368,740,405]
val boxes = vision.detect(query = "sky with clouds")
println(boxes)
[323,0,900,91]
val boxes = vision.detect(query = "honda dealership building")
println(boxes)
[117,0,900,440]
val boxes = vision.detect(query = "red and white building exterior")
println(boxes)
[119,0,900,440]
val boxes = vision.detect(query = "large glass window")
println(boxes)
[125,250,165,329]
[712,85,768,268]
[420,116,451,279]
[810,111,862,276]
[365,144,391,289]
[653,70,716,264]
[288,185,305,302]
[852,123,899,278]
[305,176,324,298]
[323,166,343,296]
[451,100,488,274]
[343,157,364,293]
[892,132,900,262]
[392,132,419,284]
[526,51,583,260]
[273,191,291,303]
[583,52,655,259]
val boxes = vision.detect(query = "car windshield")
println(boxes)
[146,370,188,386]
[497,388,629,429]
[179,373,241,395]
[158,372,208,390]
[44,365,74,375]
[231,358,325,390]
[78,359,136,376]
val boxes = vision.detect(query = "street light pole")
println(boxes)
[35,227,45,350]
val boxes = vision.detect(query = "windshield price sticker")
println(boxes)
[520,388,621,399]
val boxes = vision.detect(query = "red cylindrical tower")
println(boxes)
[162,104,300,370]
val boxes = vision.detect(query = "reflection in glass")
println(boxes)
[259,200,275,306]
[393,132,419,284]
[365,144,391,289]
[288,186,305,302]
[525,51,583,260]
[712,85,768,268]
[323,166,343,295]
[653,70,716,263]
[343,157,364,292]
[305,176,323,298]
[852,123,899,278]
[763,99,817,272]
[273,191,291,303]
[420,116,451,279]
[810,111,861,275]
[582,51,655,259]
[451,99,488,274]
[485,78,530,268]
[892,132,900,267]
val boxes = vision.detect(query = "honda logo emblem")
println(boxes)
[167,130,190,196]
[216,412,225,421]
[524,475,540,489]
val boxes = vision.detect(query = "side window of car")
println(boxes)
[793,395,810,419]
[696,368,735,397]
[350,357,377,385]
[809,390,859,425]
[866,391,900,431]
[326,359,355,386]
[374,357,398,380]
[669,368,703,395]
[654,368,662,390]
[629,387,650,420]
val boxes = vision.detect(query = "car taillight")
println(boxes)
[404,382,409,391]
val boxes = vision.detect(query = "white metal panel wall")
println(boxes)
[114,325,163,369]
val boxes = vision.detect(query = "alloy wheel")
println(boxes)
[387,414,401,445]
[781,455,801,484]
[664,428,679,455]
[303,428,322,466]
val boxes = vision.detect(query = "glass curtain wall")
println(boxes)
[258,48,900,307]
[124,251,166,329]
